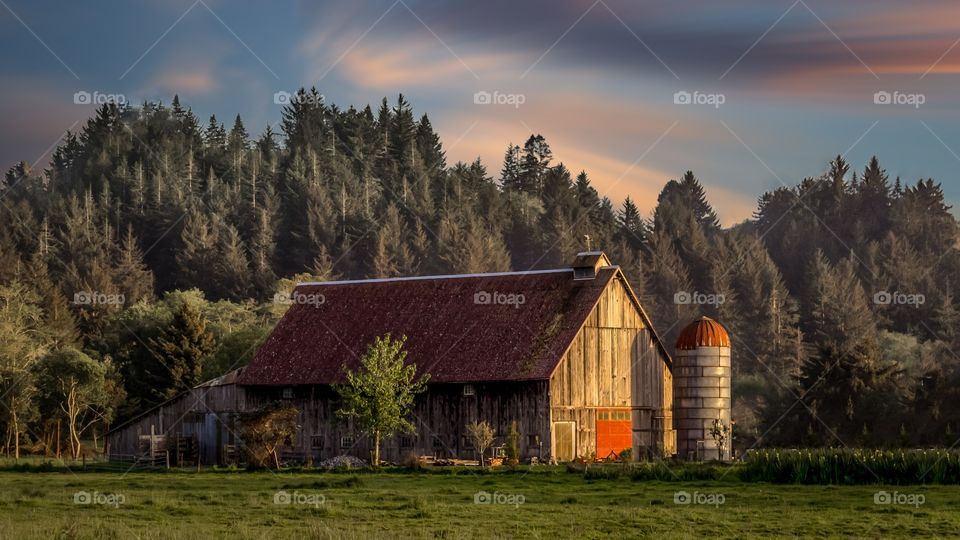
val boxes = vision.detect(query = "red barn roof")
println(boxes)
[238,265,667,386]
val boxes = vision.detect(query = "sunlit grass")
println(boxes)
[0,467,956,538]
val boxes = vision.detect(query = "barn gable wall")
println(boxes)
[549,273,675,460]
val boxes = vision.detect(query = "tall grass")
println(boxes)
[742,449,960,485]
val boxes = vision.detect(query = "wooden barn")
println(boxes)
[107,251,676,464]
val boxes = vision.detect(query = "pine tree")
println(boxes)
[500,143,522,190]
[616,196,646,248]
[176,210,220,293]
[214,224,252,301]
[517,134,552,194]
[114,225,154,305]
[148,300,216,399]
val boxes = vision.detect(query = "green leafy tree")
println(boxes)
[33,348,107,458]
[0,283,48,459]
[334,334,429,466]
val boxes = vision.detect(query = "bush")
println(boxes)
[505,421,520,466]
[400,451,425,470]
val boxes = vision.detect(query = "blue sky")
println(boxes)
[2,0,960,224]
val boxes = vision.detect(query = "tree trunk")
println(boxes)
[12,409,19,461]
[3,424,11,457]
[373,431,381,467]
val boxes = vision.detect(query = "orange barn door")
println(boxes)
[596,409,631,459]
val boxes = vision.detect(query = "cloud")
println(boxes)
[144,68,219,97]
[334,42,514,88]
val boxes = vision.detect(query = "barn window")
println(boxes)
[311,436,324,449]
[462,384,476,396]
[340,436,354,448]
[282,387,294,399]
[528,435,540,447]
[399,436,413,448]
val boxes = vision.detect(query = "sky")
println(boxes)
[2,0,960,225]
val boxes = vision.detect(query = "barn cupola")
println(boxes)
[571,251,612,280]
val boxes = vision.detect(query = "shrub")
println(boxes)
[401,451,425,470]
[505,421,520,466]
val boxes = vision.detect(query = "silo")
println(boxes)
[673,317,732,461]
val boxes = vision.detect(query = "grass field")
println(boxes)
[0,466,957,539]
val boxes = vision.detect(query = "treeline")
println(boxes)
[0,89,958,457]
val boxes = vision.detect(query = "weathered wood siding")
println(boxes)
[110,381,550,465]
[549,275,674,460]
[243,381,550,463]
[106,384,244,465]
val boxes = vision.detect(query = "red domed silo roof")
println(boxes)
[676,316,730,350]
